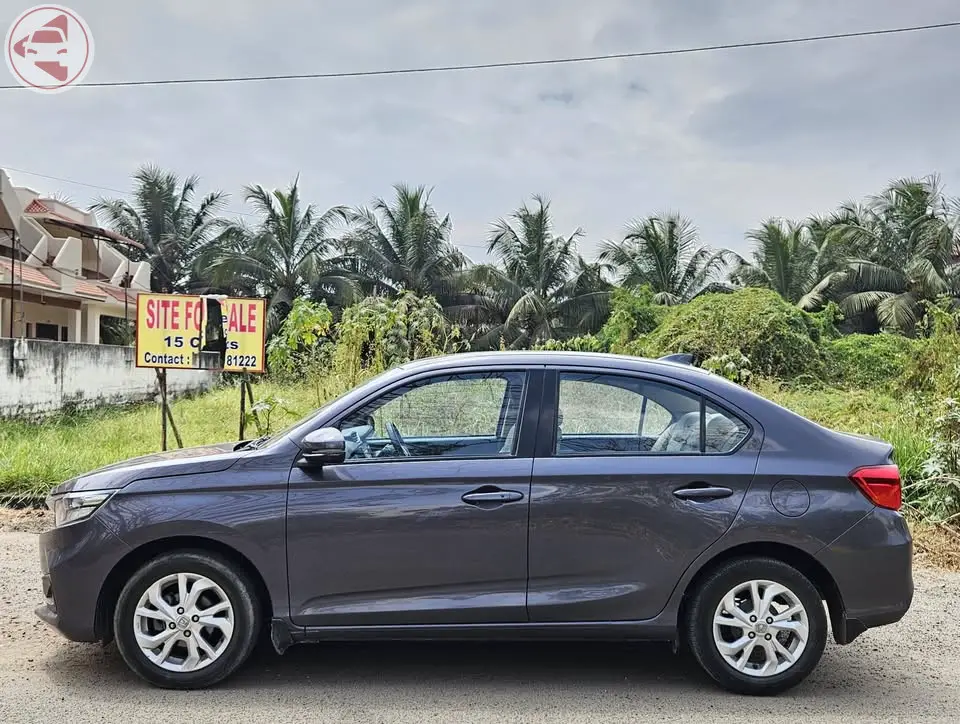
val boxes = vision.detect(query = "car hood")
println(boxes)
[51,442,243,495]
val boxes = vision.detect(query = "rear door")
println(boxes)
[527,368,761,622]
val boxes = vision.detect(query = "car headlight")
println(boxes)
[46,490,115,527]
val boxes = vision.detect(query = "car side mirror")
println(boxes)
[298,428,346,467]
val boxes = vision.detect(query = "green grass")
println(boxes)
[0,376,934,505]
[0,381,321,504]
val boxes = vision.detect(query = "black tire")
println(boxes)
[685,557,827,696]
[113,550,262,689]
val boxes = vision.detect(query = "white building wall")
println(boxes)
[0,339,218,418]
[19,301,74,339]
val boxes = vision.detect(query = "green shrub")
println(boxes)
[908,398,960,522]
[266,298,334,379]
[596,285,665,353]
[827,333,917,389]
[533,335,606,352]
[333,292,466,385]
[805,301,842,343]
[643,288,825,379]
[903,301,960,398]
[702,352,752,386]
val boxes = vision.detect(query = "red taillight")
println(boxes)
[849,464,902,511]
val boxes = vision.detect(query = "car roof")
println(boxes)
[397,350,714,379]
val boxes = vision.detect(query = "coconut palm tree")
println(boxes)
[819,175,960,334]
[341,184,467,303]
[91,165,228,293]
[599,212,727,305]
[204,177,355,331]
[461,195,609,348]
[729,218,832,309]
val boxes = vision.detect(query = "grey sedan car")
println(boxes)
[36,351,912,695]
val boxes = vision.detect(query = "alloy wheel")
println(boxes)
[712,579,809,678]
[132,572,235,672]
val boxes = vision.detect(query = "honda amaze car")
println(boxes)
[36,351,912,695]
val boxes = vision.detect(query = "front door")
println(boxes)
[287,368,541,627]
[527,368,761,622]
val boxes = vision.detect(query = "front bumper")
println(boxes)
[35,515,131,642]
[816,507,913,644]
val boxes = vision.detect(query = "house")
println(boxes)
[0,168,150,344]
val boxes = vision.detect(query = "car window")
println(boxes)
[704,403,750,453]
[640,399,672,437]
[338,371,526,461]
[555,372,702,456]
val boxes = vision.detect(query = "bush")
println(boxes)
[533,335,605,352]
[333,292,466,385]
[827,333,917,389]
[266,299,334,379]
[903,301,960,399]
[909,398,960,522]
[596,285,665,353]
[643,288,826,379]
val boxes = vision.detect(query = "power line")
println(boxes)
[2,20,956,90]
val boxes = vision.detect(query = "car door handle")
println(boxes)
[673,485,734,500]
[462,490,524,504]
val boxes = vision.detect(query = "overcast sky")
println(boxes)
[3,0,959,259]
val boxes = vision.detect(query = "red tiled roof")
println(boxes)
[0,257,60,290]
[97,283,137,305]
[74,281,108,299]
[23,199,51,214]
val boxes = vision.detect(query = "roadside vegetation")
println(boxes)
[2,167,960,554]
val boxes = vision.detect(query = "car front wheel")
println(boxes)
[685,557,827,696]
[113,550,261,689]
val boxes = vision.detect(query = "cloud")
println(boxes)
[2,0,958,257]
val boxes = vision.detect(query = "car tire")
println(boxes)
[113,550,261,689]
[685,557,827,696]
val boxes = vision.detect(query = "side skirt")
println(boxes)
[271,618,676,651]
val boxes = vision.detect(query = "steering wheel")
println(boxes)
[385,421,412,457]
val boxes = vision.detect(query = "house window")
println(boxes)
[34,323,60,341]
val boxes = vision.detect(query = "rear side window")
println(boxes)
[554,372,749,456]
[704,403,751,453]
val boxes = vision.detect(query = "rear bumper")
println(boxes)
[816,507,913,644]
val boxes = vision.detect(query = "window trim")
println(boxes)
[329,367,542,464]
[545,366,755,459]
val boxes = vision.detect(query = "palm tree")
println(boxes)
[205,177,355,331]
[729,218,831,309]
[819,175,960,334]
[91,165,228,293]
[599,213,727,305]
[461,195,609,348]
[341,184,467,303]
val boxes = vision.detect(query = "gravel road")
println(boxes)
[1,531,958,723]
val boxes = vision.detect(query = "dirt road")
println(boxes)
[1,530,958,723]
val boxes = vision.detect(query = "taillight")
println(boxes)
[849,464,902,511]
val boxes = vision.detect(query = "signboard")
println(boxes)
[135,293,267,373]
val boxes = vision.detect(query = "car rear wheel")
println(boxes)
[685,557,827,695]
[113,550,261,689]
